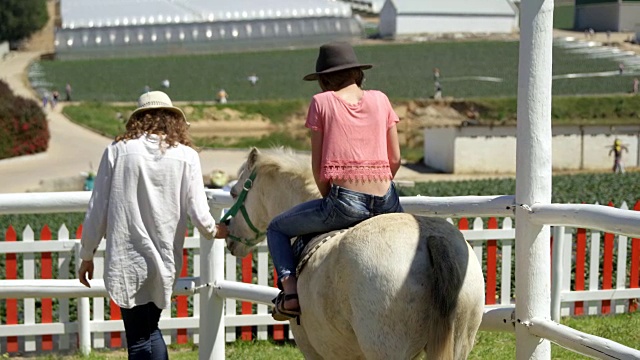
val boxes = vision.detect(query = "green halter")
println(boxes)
[220,170,266,246]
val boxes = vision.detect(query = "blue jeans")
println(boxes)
[267,183,403,279]
[120,302,168,360]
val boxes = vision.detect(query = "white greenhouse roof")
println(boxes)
[391,0,516,16]
[61,0,353,29]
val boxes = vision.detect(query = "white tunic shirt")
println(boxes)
[80,134,217,309]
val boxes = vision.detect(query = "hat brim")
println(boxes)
[303,63,373,81]
[127,105,188,125]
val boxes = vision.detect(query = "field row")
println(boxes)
[37,41,634,102]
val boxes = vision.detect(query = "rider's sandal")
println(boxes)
[271,291,301,321]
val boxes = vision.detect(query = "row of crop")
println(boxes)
[0,80,49,160]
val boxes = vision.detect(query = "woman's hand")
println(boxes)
[215,223,229,238]
[78,260,94,288]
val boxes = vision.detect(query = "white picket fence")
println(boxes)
[1,200,639,353]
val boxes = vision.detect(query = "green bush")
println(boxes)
[0,80,50,159]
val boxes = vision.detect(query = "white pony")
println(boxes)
[224,147,485,360]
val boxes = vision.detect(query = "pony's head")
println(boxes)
[223,147,319,257]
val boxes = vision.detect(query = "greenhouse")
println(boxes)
[55,0,364,59]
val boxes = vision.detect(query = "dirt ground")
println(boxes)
[183,106,276,138]
[179,99,467,150]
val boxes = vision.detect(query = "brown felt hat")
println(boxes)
[303,42,372,81]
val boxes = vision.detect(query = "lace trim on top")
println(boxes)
[322,160,392,182]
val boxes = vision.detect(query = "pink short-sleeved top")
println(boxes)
[305,90,399,182]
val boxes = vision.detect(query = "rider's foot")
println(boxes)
[284,296,299,311]
[273,292,301,320]
[278,276,301,315]
[275,276,300,317]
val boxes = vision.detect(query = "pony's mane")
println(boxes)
[254,147,319,197]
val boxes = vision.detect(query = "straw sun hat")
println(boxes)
[128,91,189,125]
[303,42,372,81]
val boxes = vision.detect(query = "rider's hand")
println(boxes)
[78,260,94,288]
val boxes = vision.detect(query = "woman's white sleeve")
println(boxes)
[79,148,113,260]
[187,157,217,239]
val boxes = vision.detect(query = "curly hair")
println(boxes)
[116,109,196,150]
[318,68,364,92]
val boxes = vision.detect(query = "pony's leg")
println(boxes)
[350,314,424,360]
[289,323,323,360]
[294,315,367,360]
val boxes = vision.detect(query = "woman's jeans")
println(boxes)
[267,183,403,280]
[120,302,168,360]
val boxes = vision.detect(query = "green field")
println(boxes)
[37,41,634,102]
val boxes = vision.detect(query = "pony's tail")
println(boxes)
[424,233,464,360]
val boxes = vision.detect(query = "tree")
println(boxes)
[0,0,49,44]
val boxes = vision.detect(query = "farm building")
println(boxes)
[378,0,519,38]
[423,125,640,174]
[574,0,640,32]
[55,0,364,59]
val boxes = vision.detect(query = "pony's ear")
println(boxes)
[247,147,260,169]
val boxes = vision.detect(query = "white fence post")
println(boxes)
[22,226,36,352]
[75,243,92,355]
[198,236,217,360]
[192,228,202,345]
[57,225,72,350]
[257,242,269,340]
[515,0,554,358]
[500,218,513,306]
[199,199,226,360]
[551,226,565,322]
[616,202,630,314]
[560,227,573,317]
[225,252,237,342]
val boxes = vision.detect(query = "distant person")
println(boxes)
[83,172,95,191]
[42,90,50,108]
[51,90,60,109]
[589,28,595,39]
[606,30,611,44]
[618,63,624,75]
[217,88,228,104]
[65,83,72,101]
[247,73,259,86]
[144,85,150,93]
[78,90,228,359]
[433,67,440,82]
[434,81,442,100]
[161,79,170,89]
[633,78,639,95]
[609,138,628,173]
